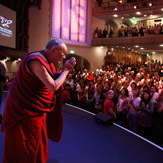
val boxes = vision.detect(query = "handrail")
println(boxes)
[92,35,163,46]
[93,0,163,16]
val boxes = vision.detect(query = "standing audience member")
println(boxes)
[150,85,159,101]
[103,81,111,101]
[63,84,72,104]
[71,78,79,106]
[85,80,95,112]
[103,90,116,119]
[103,28,108,38]
[77,79,86,109]
[116,88,129,128]
[94,84,103,113]
[138,91,154,140]
[128,88,141,133]
[155,85,163,146]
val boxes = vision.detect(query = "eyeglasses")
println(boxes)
[56,48,67,56]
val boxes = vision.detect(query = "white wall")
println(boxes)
[67,45,107,71]
[147,18,163,27]
[28,0,50,52]
[152,53,163,63]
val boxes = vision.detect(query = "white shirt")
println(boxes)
[129,97,141,114]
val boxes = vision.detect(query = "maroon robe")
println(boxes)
[1,50,63,163]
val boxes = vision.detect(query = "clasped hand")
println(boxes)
[64,57,76,71]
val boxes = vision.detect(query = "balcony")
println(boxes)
[92,35,163,46]
[93,0,163,16]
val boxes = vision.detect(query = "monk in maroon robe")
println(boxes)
[1,39,76,163]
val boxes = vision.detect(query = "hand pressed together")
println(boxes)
[64,57,76,71]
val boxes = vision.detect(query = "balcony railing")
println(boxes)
[93,0,163,16]
[92,35,163,46]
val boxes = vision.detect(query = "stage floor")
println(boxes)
[0,94,163,163]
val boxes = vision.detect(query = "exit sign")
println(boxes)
[70,50,75,54]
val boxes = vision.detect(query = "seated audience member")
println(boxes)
[116,88,129,128]
[103,90,116,119]
[94,84,103,114]
[138,91,154,140]
[128,88,141,133]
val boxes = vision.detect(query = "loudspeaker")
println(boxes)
[94,112,113,126]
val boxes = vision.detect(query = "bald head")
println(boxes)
[46,39,67,51]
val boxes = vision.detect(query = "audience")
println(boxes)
[94,23,163,38]
[1,59,163,146]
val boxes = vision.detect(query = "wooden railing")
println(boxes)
[92,35,163,46]
[93,0,163,16]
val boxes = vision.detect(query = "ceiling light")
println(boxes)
[121,17,124,19]
[114,7,118,11]
[149,3,152,6]
[134,6,137,9]
[161,8,163,11]
[160,44,163,47]
[151,15,156,18]
[152,52,156,54]
[135,45,139,48]
[140,48,144,50]
[144,15,147,17]
[113,14,118,17]
[122,47,125,49]
[136,12,141,15]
